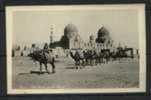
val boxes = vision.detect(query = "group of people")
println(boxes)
[70,47,135,67]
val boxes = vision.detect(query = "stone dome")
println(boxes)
[96,26,110,43]
[64,24,78,39]
[97,26,109,37]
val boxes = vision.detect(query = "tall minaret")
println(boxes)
[50,25,54,44]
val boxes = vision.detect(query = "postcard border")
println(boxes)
[5,4,146,94]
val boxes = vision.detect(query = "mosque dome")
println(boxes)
[97,26,109,37]
[64,24,78,39]
[96,26,110,43]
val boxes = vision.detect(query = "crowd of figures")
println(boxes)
[70,47,138,69]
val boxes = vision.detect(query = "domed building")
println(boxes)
[60,24,84,49]
[95,26,113,50]
[64,24,78,39]
[50,24,113,51]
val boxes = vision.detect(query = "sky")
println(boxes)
[13,9,139,48]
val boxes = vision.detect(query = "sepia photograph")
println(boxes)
[6,4,146,94]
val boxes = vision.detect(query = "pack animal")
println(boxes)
[28,50,55,74]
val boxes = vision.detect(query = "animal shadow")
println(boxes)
[65,66,77,69]
[18,71,54,76]
[30,71,54,75]
[18,73,30,75]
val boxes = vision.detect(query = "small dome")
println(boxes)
[64,24,78,38]
[96,26,110,43]
[89,35,95,40]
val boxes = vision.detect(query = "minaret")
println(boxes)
[50,25,54,44]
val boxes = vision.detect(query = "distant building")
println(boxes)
[49,24,115,51]
[50,24,84,49]
[50,25,54,44]
[95,26,113,51]
[62,24,84,49]
[87,34,97,50]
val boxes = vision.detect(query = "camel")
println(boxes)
[70,50,85,69]
[70,49,100,67]
[28,50,55,74]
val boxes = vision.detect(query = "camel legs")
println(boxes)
[51,63,56,73]
[44,63,50,74]
[75,62,78,69]
[82,60,85,68]
[39,63,42,74]
[75,60,79,69]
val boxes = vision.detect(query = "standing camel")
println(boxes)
[70,50,85,69]
[28,50,55,74]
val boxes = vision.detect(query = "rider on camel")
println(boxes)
[43,43,49,53]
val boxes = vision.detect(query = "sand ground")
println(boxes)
[12,56,139,89]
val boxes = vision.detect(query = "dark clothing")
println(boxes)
[43,43,49,53]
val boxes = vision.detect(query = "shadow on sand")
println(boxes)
[18,71,54,75]
[65,66,77,69]
[65,65,85,69]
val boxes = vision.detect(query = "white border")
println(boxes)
[6,4,146,94]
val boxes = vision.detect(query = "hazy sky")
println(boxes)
[13,9,139,48]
